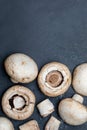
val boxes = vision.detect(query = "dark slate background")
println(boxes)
[0,0,87,130]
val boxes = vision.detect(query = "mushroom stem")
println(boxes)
[45,116,61,130]
[72,94,84,104]
[19,120,40,130]
[37,99,54,117]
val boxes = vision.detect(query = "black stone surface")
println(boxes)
[0,0,87,130]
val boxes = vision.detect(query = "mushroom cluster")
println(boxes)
[0,53,87,130]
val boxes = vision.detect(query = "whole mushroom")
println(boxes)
[4,53,38,83]
[38,62,71,97]
[58,94,87,125]
[72,63,87,96]
[2,85,35,120]
[0,117,14,130]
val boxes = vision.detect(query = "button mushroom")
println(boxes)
[4,53,38,83]
[72,63,87,96]
[58,94,87,125]
[2,85,35,120]
[0,117,14,130]
[37,99,54,117]
[45,116,61,130]
[19,120,40,130]
[38,62,71,97]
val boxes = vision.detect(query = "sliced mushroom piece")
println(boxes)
[37,99,54,117]
[19,120,40,130]
[58,94,87,125]
[72,63,87,96]
[45,116,61,130]
[2,85,35,120]
[4,53,38,83]
[38,62,71,97]
[0,117,14,130]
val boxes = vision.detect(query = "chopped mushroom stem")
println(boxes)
[45,116,61,130]
[19,120,40,130]
[37,99,54,117]
[72,94,84,104]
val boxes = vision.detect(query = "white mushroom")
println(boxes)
[58,94,87,125]
[72,63,87,96]
[2,85,35,120]
[4,53,38,83]
[0,117,14,130]
[37,99,54,117]
[38,62,71,97]
[45,116,61,130]
[19,120,40,130]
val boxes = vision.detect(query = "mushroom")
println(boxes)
[58,94,87,125]
[19,120,40,130]
[37,99,54,117]
[4,53,38,83]
[2,85,35,120]
[45,116,61,130]
[72,63,87,96]
[38,62,71,97]
[0,117,14,130]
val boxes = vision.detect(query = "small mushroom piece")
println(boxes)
[19,120,40,130]
[45,116,61,130]
[72,63,87,96]
[2,85,35,120]
[4,53,38,83]
[38,62,71,97]
[37,99,54,117]
[0,117,14,130]
[58,94,87,125]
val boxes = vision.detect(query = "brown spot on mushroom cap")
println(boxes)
[38,62,71,97]
[58,98,87,125]
[2,85,35,120]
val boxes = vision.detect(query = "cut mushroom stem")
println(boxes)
[72,94,84,104]
[37,99,54,117]
[45,116,61,130]
[19,120,40,130]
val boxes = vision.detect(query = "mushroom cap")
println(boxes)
[0,117,14,130]
[2,85,35,120]
[19,120,40,130]
[58,98,87,125]
[72,63,87,96]
[38,62,71,97]
[4,53,38,83]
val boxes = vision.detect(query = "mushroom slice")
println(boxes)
[58,94,87,125]
[45,116,61,130]
[38,62,71,97]
[2,85,35,120]
[72,63,87,96]
[19,120,40,130]
[4,53,38,83]
[37,99,54,117]
[0,117,14,130]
